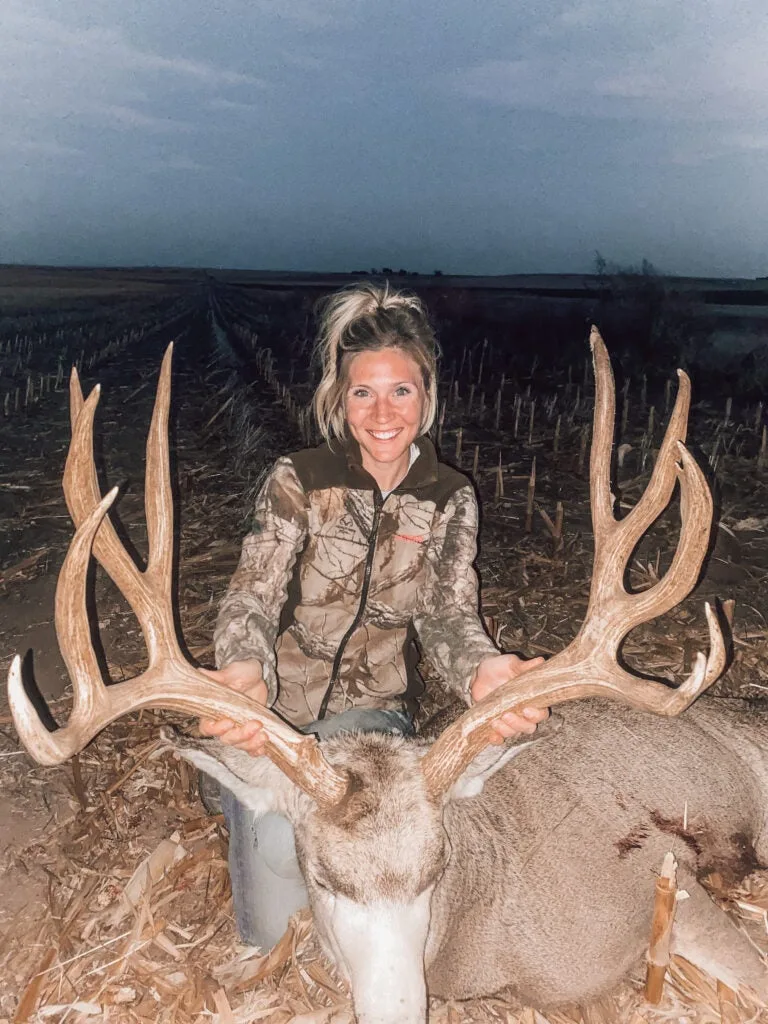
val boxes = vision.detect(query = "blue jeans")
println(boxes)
[221,707,414,949]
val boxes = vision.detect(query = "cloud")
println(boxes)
[207,97,263,114]
[147,156,212,173]
[1,5,260,88]
[449,2,768,125]
[95,104,196,133]
[0,138,84,157]
[0,0,265,146]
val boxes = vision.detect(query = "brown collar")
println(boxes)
[342,435,440,493]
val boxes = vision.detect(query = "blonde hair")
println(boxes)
[313,282,439,442]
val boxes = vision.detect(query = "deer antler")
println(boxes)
[7,346,349,807]
[421,327,727,800]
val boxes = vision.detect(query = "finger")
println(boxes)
[498,712,538,735]
[521,705,550,722]
[219,721,266,747]
[516,656,546,675]
[199,717,235,736]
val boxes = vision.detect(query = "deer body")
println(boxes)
[179,696,768,1022]
[426,697,768,1006]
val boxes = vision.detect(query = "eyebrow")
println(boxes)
[348,380,416,388]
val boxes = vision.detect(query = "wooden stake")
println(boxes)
[472,444,479,479]
[494,387,502,429]
[495,452,504,499]
[640,373,647,409]
[664,378,672,415]
[513,396,521,439]
[467,383,475,416]
[455,427,463,464]
[644,851,678,1005]
[528,399,536,446]
[723,396,732,428]
[525,457,536,532]
[621,395,630,435]
[437,400,446,448]
[759,425,767,470]
[755,401,763,434]
[553,414,561,456]
[647,405,655,440]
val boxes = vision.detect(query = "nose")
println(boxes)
[372,395,392,423]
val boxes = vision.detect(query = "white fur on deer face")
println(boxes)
[294,733,448,1024]
[175,730,449,1023]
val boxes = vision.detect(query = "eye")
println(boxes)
[394,385,414,397]
[350,387,371,399]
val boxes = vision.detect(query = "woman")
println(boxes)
[200,283,548,948]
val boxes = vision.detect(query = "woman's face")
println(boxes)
[345,347,427,484]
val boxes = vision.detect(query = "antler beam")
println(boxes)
[421,327,727,800]
[7,348,349,806]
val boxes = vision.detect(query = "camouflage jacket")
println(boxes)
[214,436,498,727]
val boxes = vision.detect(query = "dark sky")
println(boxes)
[3,0,767,276]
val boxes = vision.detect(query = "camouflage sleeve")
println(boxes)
[413,485,499,702]
[213,457,309,706]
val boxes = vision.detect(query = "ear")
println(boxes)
[445,713,562,801]
[160,728,304,820]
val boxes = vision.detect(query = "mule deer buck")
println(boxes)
[8,331,768,1023]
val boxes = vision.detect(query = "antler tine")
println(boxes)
[588,326,618,537]
[8,355,349,806]
[421,331,727,801]
[63,377,165,656]
[144,344,175,609]
[69,364,85,430]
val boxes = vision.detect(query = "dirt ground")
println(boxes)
[2,275,768,1021]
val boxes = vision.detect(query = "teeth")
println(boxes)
[370,430,399,440]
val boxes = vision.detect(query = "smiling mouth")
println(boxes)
[368,429,402,441]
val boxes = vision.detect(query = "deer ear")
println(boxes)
[161,729,301,818]
[445,713,562,801]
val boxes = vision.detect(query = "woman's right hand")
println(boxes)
[198,659,269,757]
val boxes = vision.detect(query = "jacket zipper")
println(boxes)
[317,490,384,720]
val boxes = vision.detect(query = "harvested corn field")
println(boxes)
[2,268,768,1022]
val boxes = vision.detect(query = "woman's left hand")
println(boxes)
[470,654,549,745]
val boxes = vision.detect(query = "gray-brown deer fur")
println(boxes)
[175,693,768,1022]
